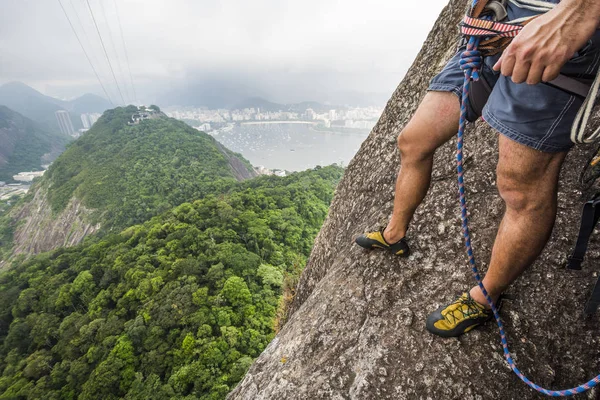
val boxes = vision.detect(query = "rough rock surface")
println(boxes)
[229,1,600,399]
[11,184,100,257]
[215,141,259,181]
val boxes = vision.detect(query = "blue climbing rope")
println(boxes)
[457,9,600,395]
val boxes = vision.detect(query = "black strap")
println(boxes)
[567,196,600,314]
[567,196,600,270]
[584,277,600,315]
[466,73,591,123]
[466,75,493,122]
[546,75,592,99]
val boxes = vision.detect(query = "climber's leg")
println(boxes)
[355,92,460,253]
[383,92,461,243]
[426,136,566,337]
[469,135,567,307]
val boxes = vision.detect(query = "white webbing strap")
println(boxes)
[571,68,600,143]
[508,0,555,12]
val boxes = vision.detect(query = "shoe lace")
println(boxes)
[443,296,483,325]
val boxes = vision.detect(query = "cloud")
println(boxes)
[0,0,449,104]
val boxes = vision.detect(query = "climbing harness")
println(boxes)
[461,0,595,120]
[457,0,600,395]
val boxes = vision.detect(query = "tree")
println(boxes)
[220,277,252,309]
[79,336,136,399]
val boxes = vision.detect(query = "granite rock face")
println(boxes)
[11,184,100,258]
[228,1,600,399]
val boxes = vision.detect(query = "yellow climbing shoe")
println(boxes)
[425,293,493,338]
[355,227,410,257]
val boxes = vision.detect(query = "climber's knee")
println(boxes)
[497,155,555,213]
[497,172,539,213]
[396,92,460,163]
[496,136,565,213]
[397,127,436,162]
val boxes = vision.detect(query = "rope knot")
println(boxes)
[460,49,482,81]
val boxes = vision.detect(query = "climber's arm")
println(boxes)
[493,0,600,85]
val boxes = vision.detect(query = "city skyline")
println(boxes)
[166,104,381,131]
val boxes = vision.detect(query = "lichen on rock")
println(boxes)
[228,1,600,398]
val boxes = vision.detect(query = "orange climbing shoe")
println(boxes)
[355,227,410,257]
[425,293,493,338]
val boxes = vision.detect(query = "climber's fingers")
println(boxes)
[541,64,562,83]
[493,52,516,79]
[511,60,531,84]
[526,61,545,85]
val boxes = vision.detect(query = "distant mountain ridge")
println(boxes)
[161,80,265,110]
[160,78,387,109]
[0,105,71,182]
[0,81,112,133]
[66,92,114,115]
[159,79,377,110]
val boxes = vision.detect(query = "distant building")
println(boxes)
[55,110,75,136]
[329,109,337,121]
[88,113,100,125]
[12,171,45,182]
[194,123,211,132]
[128,106,160,125]
[81,114,91,129]
[81,113,101,128]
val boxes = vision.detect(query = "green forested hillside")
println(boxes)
[0,165,343,399]
[43,106,255,232]
[0,199,16,262]
[0,106,71,182]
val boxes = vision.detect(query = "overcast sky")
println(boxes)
[0,0,449,105]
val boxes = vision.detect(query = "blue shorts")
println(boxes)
[428,2,600,152]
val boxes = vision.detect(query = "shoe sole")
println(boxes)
[425,313,491,338]
[355,237,410,257]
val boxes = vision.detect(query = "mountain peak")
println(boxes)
[0,81,48,99]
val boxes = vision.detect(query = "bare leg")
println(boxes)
[470,135,567,307]
[383,92,461,243]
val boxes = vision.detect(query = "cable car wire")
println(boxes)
[57,0,114,105]
[85,0,126,104]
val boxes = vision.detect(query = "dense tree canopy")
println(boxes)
[0,165,343,399]
[0,198,19,262]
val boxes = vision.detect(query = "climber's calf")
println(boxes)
[355,91,460,250]
[468,135,567,307]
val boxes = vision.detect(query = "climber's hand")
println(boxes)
[493,0,600,85]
